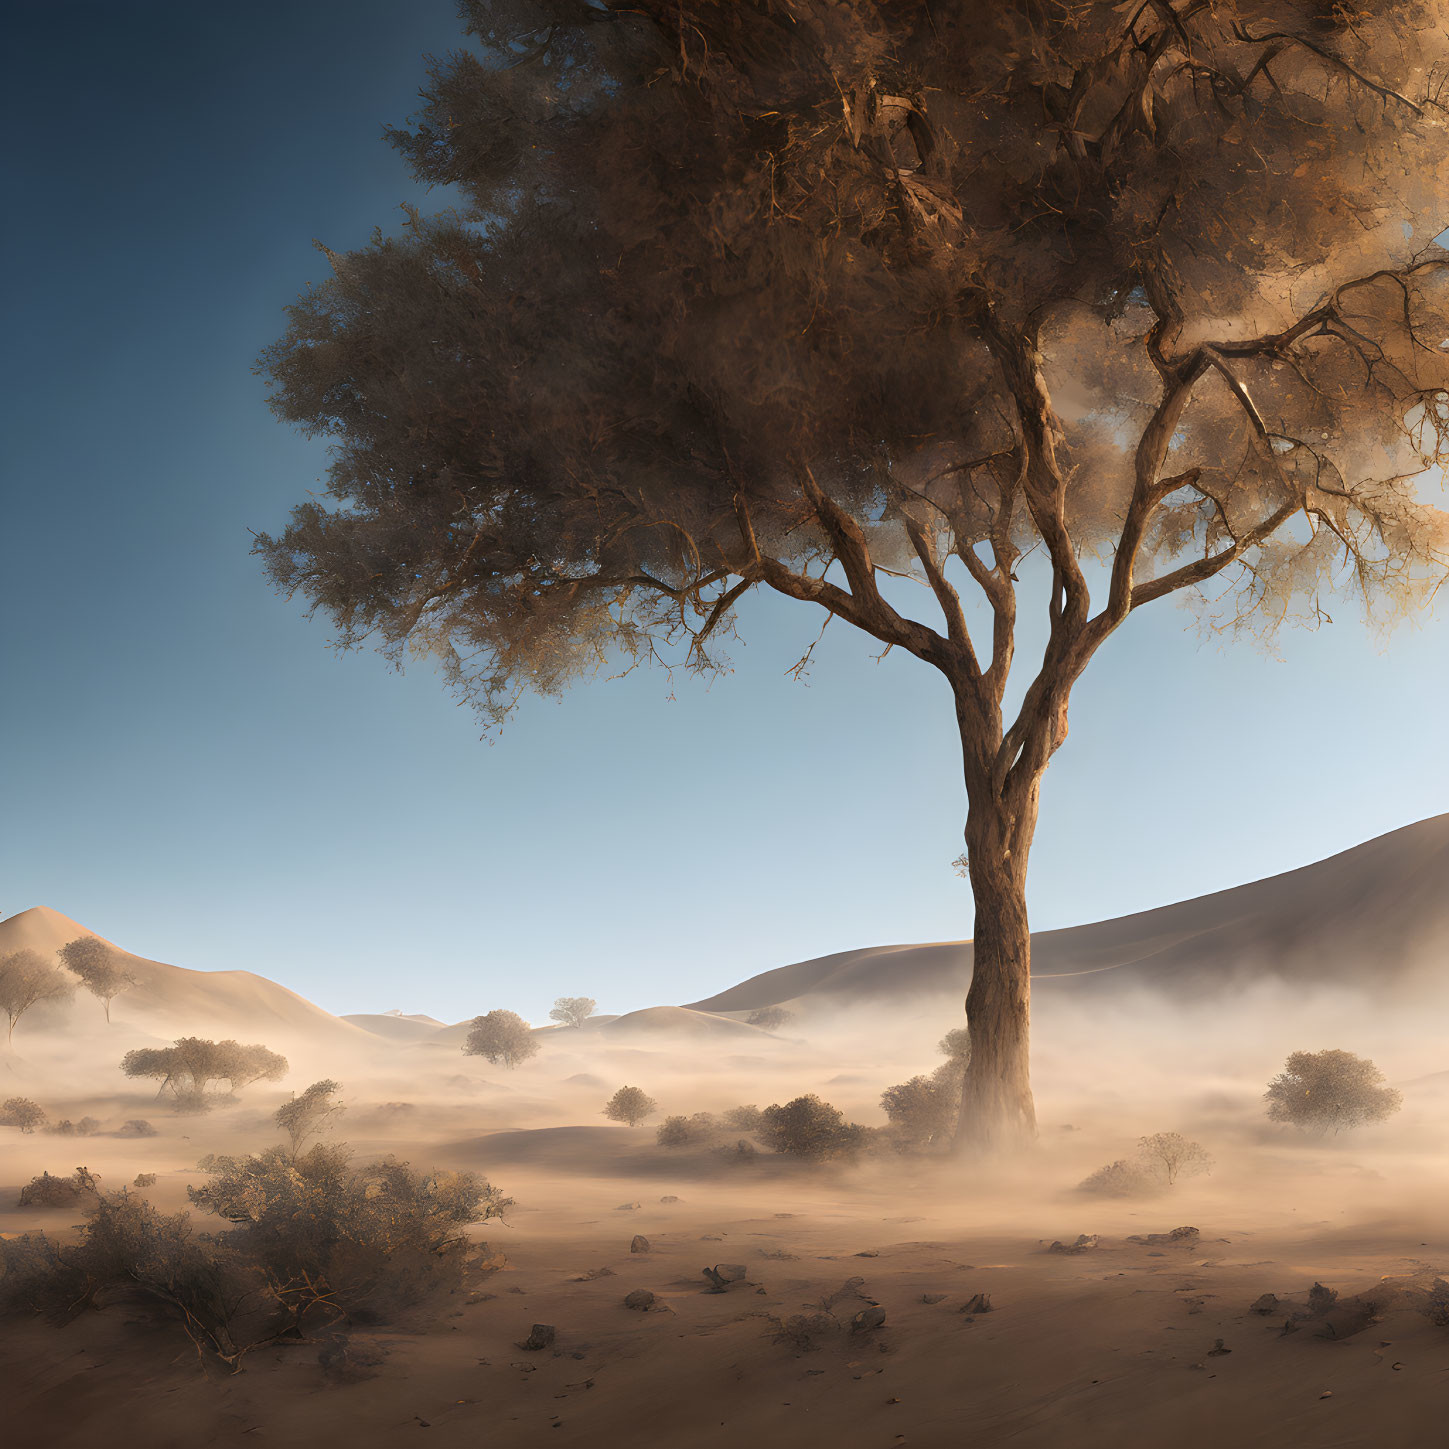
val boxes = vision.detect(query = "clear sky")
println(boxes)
[3,2,1447,1026]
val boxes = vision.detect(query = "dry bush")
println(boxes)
[116,1118,157,1137]
[462,1010,538,1068]
[723,1104,763,1132]
[603,1086,657,1127]
[133,1173,158,1188]
[758,1096,866,1161]
[1078,1159,1161,1199]
[17,1167,101,1209]
[1137,1132,1212,1186]
[275,1079,344,1155]
[1265,1049,1404,1134]
[655,1112,718,1148]
[1,1098,46,1133]
[746,1007,794,1031]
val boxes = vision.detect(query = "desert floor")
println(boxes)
[2,1003,1447,1449]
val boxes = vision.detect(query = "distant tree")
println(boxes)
[0,950,73,1044]
[603,1086,657,1128]
[275,1079,344,1156]
[1265,1049,1404,1134]
[759,1095,866,1161]
[120,1037,288,1109]
[1137,1132,1213,1186]
[0,1098,46,1133]
[548,997,597,1029]
[722,1104,763,1133]
[257,3,1449,1150]
[462,1010,538,1068]
[938,1029,972,1064]
[746,1007,794,1031]
[116,1118,157,1138]
[58,936,136,1024]
[132,1173,158,1188]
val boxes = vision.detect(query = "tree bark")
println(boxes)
[955,794,1039,1152]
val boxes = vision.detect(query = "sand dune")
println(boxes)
[687,814,1449,1013]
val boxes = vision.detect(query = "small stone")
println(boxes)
[921,1293,947,1305]
[851,1306,887,1333]
[959,1293,992,1316]
[659,1195,680,1204]
[520,1324,556,1352]
[1207,1339,1231,1357]
[630,1235,650,1254]
[702,1263,748,1291]
[616,1202,641,1212]
[1319,1391,1333,1400]
[1250,1293,1279,1315]
[623,1290,656,1311]
[854,1250,880,1258]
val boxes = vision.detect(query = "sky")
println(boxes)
[3,2,1447,1026]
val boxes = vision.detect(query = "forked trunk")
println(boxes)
[956,802,1038,1152]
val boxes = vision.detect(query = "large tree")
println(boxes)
[257,2,1449,1148]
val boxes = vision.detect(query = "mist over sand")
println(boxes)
[3,823,1448,1448]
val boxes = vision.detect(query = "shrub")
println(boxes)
[133,1173,158,1188]
[656,1115,691,1147]
[18,1167,101,1209]
[116,1118,157,1137]
[603,1086,657,1127]
[548,997,597,1029]
[880,1071,959,1150]
[747,1007,794,1031]
[462,1010,538,1068]
[938,1027,972,1063]
[275,1079,344,1155]
[1264,1049,1404,1134]
[1137,1132,1212,1186]
[758,1096,866,1161]
[723,1104,763,1132]
[1078,1159,1160,1198]
[1,1097,46,1133]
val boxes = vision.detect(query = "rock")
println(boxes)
[616,1202,641,1212]
[921,1293,947,1305]
[820,1277,875,1310]
[630,1235,650,1254]
[623,1290,656,1311]
[1250,1293,1279,1315]
[1308,1282,1339,1315]
[959,1293,992,1316]
[854,1250,880,1258]
[701,1263,749,1292]
[659,1195,680,1204]
[574,1266,615,1281]
[851,1306,887,1333]
[520,1324,556,1351]
[1207,1339,1231,1357]
[1127,1227,1200,1247]
[1048,1234,1098,1255]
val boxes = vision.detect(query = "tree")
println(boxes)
[603,1085,657,1127]
[256,4,1449,1149]
[0,1098,47,1134]
[1264,1049,1404,1134]
[0,949,73,1044]
[58,936,136,1024]
[1137,1132,1213,1186]
[120,1038,289,1109]
[746,1007,794,1031]
[462,1009,538,1068]
[275,1079,345,1156]
[758,1095,866,1161]
[548,996,597,1029]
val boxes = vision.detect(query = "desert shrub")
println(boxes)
[548,996,597,1029]
[133,1173,158,1188]
[723,1104,763,1132]
[1078,1158,1160,1198]
[17,1167,101,1209]
[462,1010,538,1068]
[603,1086,657,1127]
[1,1097,46,1133]
[189,1144,511,1328]
[275,1079,345,1155]
[120,1037,288,1110]
[1137,1132,1212,1186]
[747,1007,794,1031]
[116,1118,157,1137]
[880,1071,959,1151]
[1264,1049,1403,1134]
[656,1115,691,1147]
[758,1096,866,1161]
[46,1119,77,1136]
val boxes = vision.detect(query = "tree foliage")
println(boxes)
[746,1007,795,1031]
[120,1038,288,1109]
[462,1009,538,1068]
[1,1098,47,1133]
[58,936,137,1023]
[548,996,597,1029]
[1137,1132,1213,1185]
[0,950,73,1044]
[1264,1048,1404,1133]
[275,1078,344,1156]
[758,1094,866,1161]
[603,1085,657,1127]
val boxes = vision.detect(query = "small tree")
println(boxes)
[214,1040,289,1094]
[1137,1132,1213,1187]
[121,1038,288,1109]
[1,1098,47,1133]
[275,1079,344,1156]
[548,997,597,1029]
[603,1086,657,1127]
[656,1114,691,1147]
[0,950,73,1044]
[746,1007,794,1031]
[880,1071,959,1151]
[58,936,137,1024]
[462,1010,538,1068]
[758,1095,866,1161]
[1265,1049,1404,1135]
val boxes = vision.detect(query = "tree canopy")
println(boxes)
[59,936,137,1023]
[0,950,73,1044]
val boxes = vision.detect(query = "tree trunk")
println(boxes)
[955,798,1039,1152]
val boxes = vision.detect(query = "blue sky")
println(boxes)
[3,2,1447,1025]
